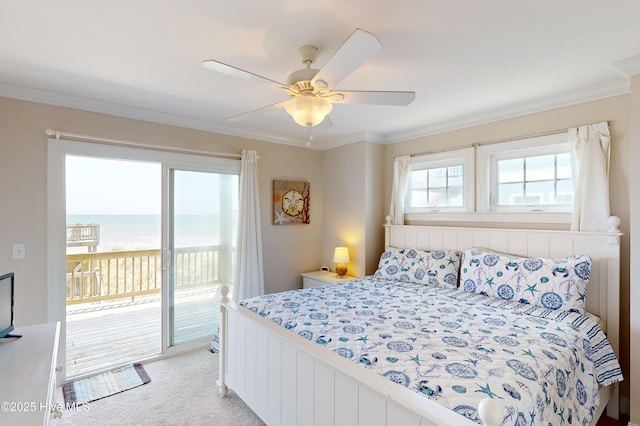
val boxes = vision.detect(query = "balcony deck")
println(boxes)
[65,287,219,379]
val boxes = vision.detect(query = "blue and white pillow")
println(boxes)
[374,248,461,288]
[460,247,592,313]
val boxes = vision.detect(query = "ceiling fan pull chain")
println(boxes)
[307,125,314,146]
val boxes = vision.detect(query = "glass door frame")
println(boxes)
[162,164,239,352]
[47,139,240,380]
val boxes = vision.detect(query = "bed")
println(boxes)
[217,219,623,426]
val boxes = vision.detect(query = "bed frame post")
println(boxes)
[606,216,621,418]
[217,285,229,397]
[384,215,392,247]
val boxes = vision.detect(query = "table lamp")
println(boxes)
[333,247,350,277]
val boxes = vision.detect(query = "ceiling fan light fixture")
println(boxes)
[203,29,415,140]
[284,95,332,127]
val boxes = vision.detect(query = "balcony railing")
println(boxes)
[67,223,100,252]
[66,245,232,305]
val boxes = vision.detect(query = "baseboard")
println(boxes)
[621,396,630,416]
[619,396,638,426]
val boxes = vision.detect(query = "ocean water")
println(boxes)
[66,214,223,253]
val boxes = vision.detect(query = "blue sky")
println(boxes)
[65,156,222,215]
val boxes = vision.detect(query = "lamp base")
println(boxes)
[335,264,347,277]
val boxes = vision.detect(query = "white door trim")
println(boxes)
[47,138,239,381]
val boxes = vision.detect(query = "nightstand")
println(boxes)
[301,270,357,288]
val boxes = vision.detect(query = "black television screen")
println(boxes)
[0,272,15,339]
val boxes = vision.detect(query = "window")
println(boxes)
[411,165,464,207]
[477,132,571,212]
[495,153,572,206]
[406,132,573,221]
[407,148,474,212]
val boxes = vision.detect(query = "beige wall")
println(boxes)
[322,141,386,278]
[628,74,640,425]
[322,142,367,277]
[0,96,325,325]
[363,141,385,274]
[384,94,632,409]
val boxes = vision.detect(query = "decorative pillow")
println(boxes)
[459,247,592,313]
[374,248,461,288]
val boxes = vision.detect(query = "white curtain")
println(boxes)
[388,155,412,224]
[569,122,611,232]
[232,150,264,301]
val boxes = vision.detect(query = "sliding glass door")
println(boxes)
[166,168,238,346]
[65,156,162,378]
[48,139,240,379]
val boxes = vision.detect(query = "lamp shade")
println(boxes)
[284,95,332,127]
[333,247,350,264]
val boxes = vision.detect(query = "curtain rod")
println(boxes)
[45,129,243,159]
[398,121,609,159]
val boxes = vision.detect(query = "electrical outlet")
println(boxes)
[12,243,25,260]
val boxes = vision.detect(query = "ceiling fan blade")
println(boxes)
[228,100,290,122]
[202,59,288,88]
[338,90,415,106]
[311,28,382,89]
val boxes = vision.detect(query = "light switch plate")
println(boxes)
[12,243,25,259]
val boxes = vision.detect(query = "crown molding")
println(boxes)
[614,54,640,77]
[384,78,631,144]
[0,75,631,150]
[0,81,390,150]
[0,81,240,135]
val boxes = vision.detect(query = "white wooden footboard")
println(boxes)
[217,286,484,426]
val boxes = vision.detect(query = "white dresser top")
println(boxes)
[0,322,60,425]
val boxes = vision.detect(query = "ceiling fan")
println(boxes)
[202,28,415,143]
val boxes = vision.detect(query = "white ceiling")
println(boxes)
[1,1,639,149]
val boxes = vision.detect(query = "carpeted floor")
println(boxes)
[57,349,265,426]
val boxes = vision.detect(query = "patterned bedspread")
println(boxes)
[239,277,623,425]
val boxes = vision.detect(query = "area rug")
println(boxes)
[63,363,151,405]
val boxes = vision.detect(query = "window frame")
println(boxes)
[476,132,571,213]
[405,132,573,225]
[406,147,475,213]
